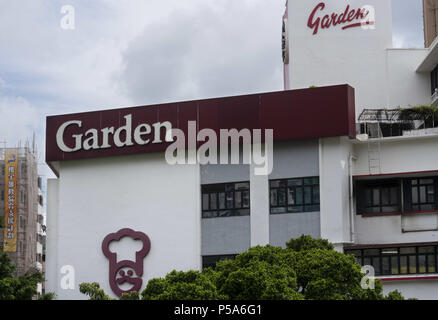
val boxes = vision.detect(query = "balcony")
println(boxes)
[358,107,438,139]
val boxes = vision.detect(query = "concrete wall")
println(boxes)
[201,216,250,255]
[382,279,438,300]
[46,153,201,300]
[268,140,321,246]
[287,0,393,114]
[269,140,319,180]
[46,179,59,297]
[200,163,250,256]
[355,214,438,245]
[269,212,320,247]
[201,140,322,252]
[319,137,354,248]
[353,136,438,176]
[201,164,249,185]
[287,1,432,116]
[387,49,430,108]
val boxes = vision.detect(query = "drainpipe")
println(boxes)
[349,154,358,243]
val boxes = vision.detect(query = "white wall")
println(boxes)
[46,179,59,296]
[250,158,270,247]
[46,153,201,300]
[387,49,430,108]
[319,136,353,247]
[353,136,438,176]
[287,0,393,115]
[201,216,250,255]
[287,0,432,116]
[352,136,438,243]
[382,279,438,300]
[355,214,438,245]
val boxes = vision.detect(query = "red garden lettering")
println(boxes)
[308,2,374,35]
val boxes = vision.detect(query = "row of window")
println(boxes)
[205,245,438,277]
[201,177,320,219]
[345,245,438,276]
[356,177,438,215]
[201,176,438,218]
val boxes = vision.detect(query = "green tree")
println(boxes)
[79,282,113,300]
[0,252,47,300]
[212,246,302,300]
[286,234,334,251]
[292,247,383,300]
[80,235,408,300]
[142,270,224,300]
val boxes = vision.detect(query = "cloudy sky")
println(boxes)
[0,0,425,179]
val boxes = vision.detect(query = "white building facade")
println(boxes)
[284,0,438,299]
[45,0,438,300]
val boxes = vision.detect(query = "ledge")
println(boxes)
[360,212,401,218]
[379,275,438,282]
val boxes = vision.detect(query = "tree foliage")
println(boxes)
[79,282,113,300]
[0,252,47,300]
[142,270,224,300]
[80,235,408,300]
[212,246,302,300]
[286,235,334,252]
[399,105,438,127]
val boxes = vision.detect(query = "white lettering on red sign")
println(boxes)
[56,114,174,152]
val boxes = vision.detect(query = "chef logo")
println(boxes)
[102,228,151,297]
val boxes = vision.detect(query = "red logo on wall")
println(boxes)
[308,2,375,35]
[102,228,151,297]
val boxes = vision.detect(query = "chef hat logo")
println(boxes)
[102,228,151,297]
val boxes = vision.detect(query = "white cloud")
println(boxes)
[0,95,41,146]
[120,0,285,105]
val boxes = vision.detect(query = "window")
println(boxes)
[431,64,438,95]
[357,181,400,215]
[270,177,320,214]
[201,182,250,218]
[356,177,438,215]
[202,254,237,269]
[345,245,438,276]
[408,178,436,212]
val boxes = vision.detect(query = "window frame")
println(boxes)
[356,180,401,216]
[407,178,437,213]
[269,176,320,214]
[201,181,250,219]
[345,245,438,276]
[202,254,237,269]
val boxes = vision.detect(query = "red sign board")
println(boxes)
[46,85,356,172]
